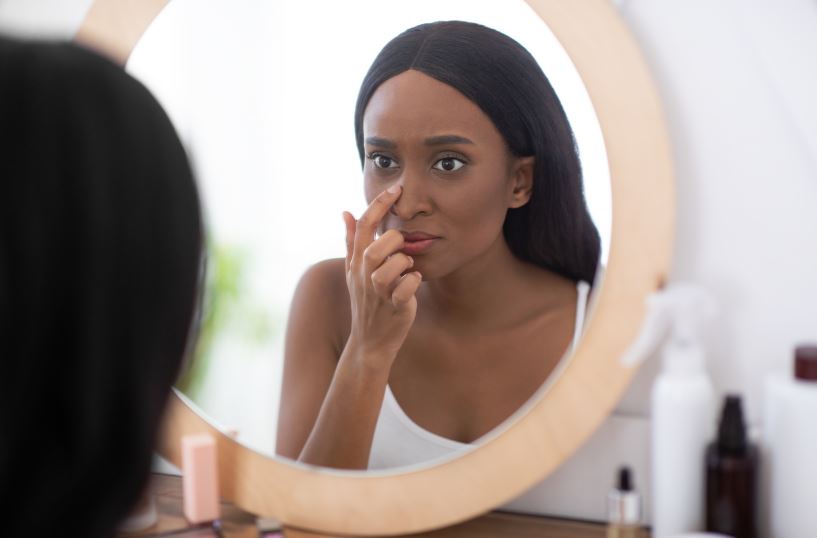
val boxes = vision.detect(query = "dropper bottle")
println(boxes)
[705,395,758,538]
[607,467,641,538]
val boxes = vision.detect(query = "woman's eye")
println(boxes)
[371,154,398,169]
[433,157,466,172]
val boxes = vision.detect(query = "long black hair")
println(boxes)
[354,21,600,284]
[0,38,203,538]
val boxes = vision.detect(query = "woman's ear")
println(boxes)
[508,156,535,209]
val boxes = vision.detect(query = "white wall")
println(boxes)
[0,0,93,39]
[617,0,817,429]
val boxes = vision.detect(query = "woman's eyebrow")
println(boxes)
[424,135,474,146]
[364,136,396,149]
[364,135,475,148]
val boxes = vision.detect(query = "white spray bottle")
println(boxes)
[620,283,717,538]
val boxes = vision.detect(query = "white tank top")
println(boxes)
[368,281,591,471]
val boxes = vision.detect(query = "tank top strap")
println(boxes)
[572,281,591,351]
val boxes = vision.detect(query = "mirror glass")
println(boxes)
[127,0,611,473]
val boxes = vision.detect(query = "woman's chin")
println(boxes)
[405,260,448,282]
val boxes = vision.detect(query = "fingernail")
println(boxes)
[387,184,401,194]
[415,272,422,281]
[408,256,414,267]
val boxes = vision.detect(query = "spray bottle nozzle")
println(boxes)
[619,282,717,368]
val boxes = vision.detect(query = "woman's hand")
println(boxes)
[343,185,422,365]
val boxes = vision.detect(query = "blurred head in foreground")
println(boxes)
[0,37,203,538]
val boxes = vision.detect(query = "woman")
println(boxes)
[276,21,599,470]
[0,38,203,536]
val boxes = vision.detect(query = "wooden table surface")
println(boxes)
[119,473,649,538]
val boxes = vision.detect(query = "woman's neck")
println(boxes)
[417,236,572,331]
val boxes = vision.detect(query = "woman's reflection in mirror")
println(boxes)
[277,21,599,470]
[0,37,203,537]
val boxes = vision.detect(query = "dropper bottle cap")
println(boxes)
[716,394,747,456]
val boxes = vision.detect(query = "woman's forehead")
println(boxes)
[362,70,502,146]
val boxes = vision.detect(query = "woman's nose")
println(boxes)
[389,172,432,219]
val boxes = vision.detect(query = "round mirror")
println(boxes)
[91,0,674,534]
[127,0,612,472]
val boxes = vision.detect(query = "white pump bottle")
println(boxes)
[620,284,717,538]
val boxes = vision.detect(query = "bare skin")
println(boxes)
[276,70,580,469]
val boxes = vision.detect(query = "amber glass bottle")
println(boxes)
[705,395,758,538]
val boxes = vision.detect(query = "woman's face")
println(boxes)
[362,69,533,280]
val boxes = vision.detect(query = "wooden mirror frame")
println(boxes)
[76,0,673,535]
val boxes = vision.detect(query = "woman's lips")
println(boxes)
[400,232,440,255]
[401,238,437,255]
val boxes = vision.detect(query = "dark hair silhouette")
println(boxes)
[0,38,202,538]
[354,21,600,283]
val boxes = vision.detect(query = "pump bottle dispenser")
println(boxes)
[763,344,817,537]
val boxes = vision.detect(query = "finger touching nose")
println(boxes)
[389,175,430,218]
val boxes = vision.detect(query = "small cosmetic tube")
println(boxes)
[182,433,221,524]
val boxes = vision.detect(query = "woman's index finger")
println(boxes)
[342,211,356,273]
[353,185,401,253]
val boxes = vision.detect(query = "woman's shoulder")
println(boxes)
[295,257,349,309]
[299,257,346,287]
[291,258,351,352]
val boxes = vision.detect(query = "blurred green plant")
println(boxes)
[176,240,278,399]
